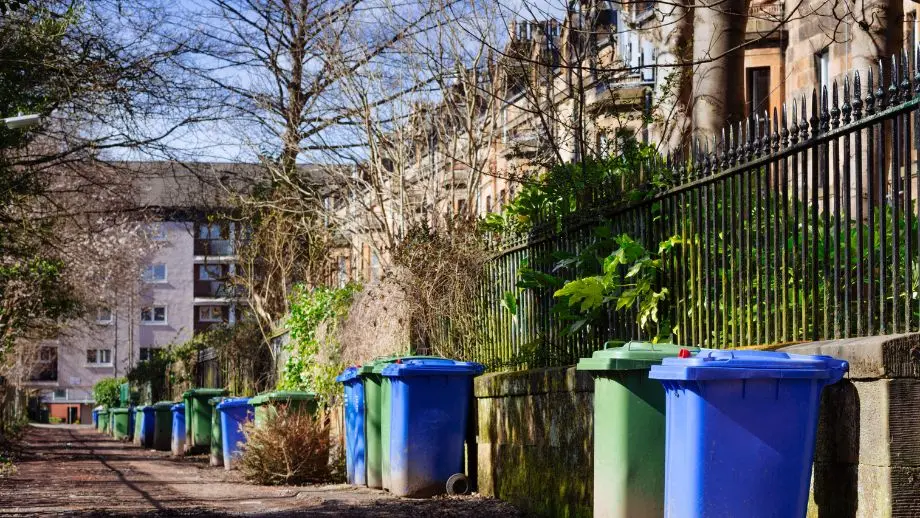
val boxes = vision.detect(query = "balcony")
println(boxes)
[194,280,241,299]
[194,239,234,257]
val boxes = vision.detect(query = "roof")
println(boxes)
[98,161,331,213]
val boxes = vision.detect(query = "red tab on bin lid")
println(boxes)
[678,348,692,359]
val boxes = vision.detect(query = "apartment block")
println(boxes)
[25,162,250,423]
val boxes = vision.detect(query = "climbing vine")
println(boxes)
[279,283,361,405]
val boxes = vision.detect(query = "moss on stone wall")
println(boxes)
[475,367,594,517]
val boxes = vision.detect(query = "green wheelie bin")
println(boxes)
[182,388,228,454]
[576,341,697,518]
[209,397,224,467]
[98,408,110,434]
[151,401,174,451]
[250,391,316,427]
[359,355,439,490]
[110,408,131,440]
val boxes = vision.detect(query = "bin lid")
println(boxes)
[381,358,485,377]
[135,405,148,411]
[249,391,316,406]
[110,407,129,414]
[151,401,174,410]
[182,388,229,398]
[217,397,253,410]
[171,403,185,411]
[576,341,697,371]
[98,408,110,414]
[207,396,224,405]
[336,366,360,383]
[93,405,104,411]
[649,349,849,382]
[358,355,442,375]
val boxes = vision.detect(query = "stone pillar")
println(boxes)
[782,334,920,517]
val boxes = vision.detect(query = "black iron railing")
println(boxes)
[473,52,920,370]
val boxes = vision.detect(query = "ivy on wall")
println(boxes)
[279,283,361,405]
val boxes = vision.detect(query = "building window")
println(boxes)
[198,223,224,240]
[337,256,348,287]
[199,306,224,322]
[457,198,467,214]
[96,307,113,325]
[140,306,167,324]
[499,189,507,206]
[53,389,67,400]
[142,264,167,283]
[199,264,223,281]
[746,67,771,117]
[815,48,830,96]
[486,195,493,213]
[370,253,381,283]
[139,347,160,362]
[86,348,112,366]
[144,223,167,241]
[30,347,58,382]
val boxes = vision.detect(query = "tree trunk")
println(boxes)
[652,0,692,152]
[691,0,751,141]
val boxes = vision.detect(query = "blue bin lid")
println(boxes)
[170,403,185,411]
[649,349,848,383]
[381,358,485,377]
[336,366,360,383]
[216,397,252,410]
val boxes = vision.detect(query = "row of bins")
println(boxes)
[93,391,264,471]
[577,342,848,518]
[337,356,484,498]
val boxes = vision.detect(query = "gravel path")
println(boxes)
[0,424,522,517]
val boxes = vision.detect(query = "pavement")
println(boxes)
[0,424,522,517]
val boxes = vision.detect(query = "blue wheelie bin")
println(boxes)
[382,358,484,498]
[217,397,254,470]
[139,405,156,448]
[336,366,366,486]
[649,349,848,518]
[171,403,186,456]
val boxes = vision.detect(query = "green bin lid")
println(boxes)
[358,355,443,375]
[250,390,316,406]
[182,388,229,398]
[208,396,224,405]
[98,408,109,414]
[110,407,130,414]
[576,341,698,371]
[152,401,176,410]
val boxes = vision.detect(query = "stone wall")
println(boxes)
[474,366,594,518]
[783,334,920,518]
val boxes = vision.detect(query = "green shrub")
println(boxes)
[280,283,360,405]
[92,377,125,407]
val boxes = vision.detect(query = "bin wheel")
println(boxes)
[446,473,469,495]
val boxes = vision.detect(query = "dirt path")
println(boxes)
[0,424,522,517]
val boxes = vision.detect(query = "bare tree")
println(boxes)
[0,1,218,365]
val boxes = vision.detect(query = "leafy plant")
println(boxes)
[280,283,361,405]
[92,377,125,408]
[480,131,669,237]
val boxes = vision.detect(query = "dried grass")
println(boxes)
[238,405,343,485]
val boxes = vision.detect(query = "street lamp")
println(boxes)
[1,113,40,129]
